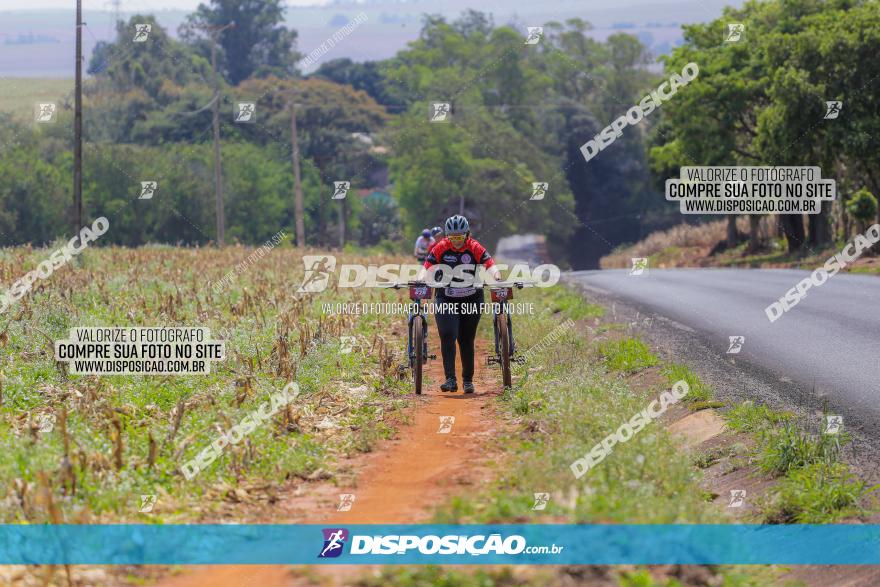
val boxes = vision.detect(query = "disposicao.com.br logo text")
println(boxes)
[318,529,564,558]
[297,256,560,292]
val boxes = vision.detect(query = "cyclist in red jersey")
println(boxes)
[419,214,501,393]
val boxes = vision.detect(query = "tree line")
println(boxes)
[651,0,880,254]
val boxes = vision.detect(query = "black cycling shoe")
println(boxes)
[463,382,475,394]
[440,378,458,392]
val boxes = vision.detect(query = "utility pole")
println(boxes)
[338,197,346,249]
[108,0,121,36]
[210,38,224,246]
[289,97,305,247]
[198,21,235,246]
[74,0,83,231]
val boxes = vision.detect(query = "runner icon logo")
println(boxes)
[724,23,744,43]
[525,27,543,45]
[825,415,843,435]
[139,494,158,513]
[332,181,350,200]
[430,102,451,122]
[133,24,151,42]
[35,103,57,123]
[140,181,158,200]
[530,182,548,200]
[337,494,356,512]
[235,102,256,123]
[298,255,337,293]
[824,101,842,120]
[319,528,349,558]
[630,258,648,276]
[728,489,746,508]
[340,336,356,354]
[727,336,745,354]
[531,493,550,510]
[438,416,455,434]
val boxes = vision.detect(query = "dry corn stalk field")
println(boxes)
[0,244,412,525]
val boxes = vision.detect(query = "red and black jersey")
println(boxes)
[424,237,495,298]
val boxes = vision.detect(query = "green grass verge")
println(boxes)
[599,338,659,374]
[544,286,605,321]
[722,399,875,523]
[662,363,713,404]
[758,423,848,476]
[725,401,792,433]
[763,462,867,523]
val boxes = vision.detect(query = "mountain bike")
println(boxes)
[484,282,532,388]
[387,280,532,392]
[387,281,437,394]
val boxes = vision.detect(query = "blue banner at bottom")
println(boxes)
[2,524,880,565]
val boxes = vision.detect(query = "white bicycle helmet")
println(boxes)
[444,214,469,235]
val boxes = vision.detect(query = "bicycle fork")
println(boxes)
[406,305,432,367]
[488,303,525,365]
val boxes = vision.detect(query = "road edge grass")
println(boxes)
[724,401,873,523]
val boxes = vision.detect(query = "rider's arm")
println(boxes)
[413,237,421,257]
[471,240,502,281]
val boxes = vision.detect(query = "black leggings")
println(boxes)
[434,292,483,382]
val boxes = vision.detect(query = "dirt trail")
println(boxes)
[158,338,502,587]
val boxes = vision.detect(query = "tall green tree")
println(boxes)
[182,0,300,85]
[535,19,662,265]
[89,16,212,99]
[85,17,216,146]
[758,0,880,237]
[384,13,580,255]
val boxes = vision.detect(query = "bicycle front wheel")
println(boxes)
[497,312,512,388]
[413,318,424,395]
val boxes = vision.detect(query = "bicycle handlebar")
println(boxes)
[381,281,537,289]
[482,281,537,289]
[379,281,437,289]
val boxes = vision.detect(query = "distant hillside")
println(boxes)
[0,0,742,77]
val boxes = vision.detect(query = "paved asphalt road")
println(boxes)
[566,268,880,424]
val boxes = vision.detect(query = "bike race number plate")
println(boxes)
[409,285,433,301]
[490,287,513,303]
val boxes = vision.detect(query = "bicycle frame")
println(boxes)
[491,298,516,357]
[485,283,532,383]
[406,298,428,368]
[405,283,432,369]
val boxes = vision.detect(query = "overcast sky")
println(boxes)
[0,0,329,9]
